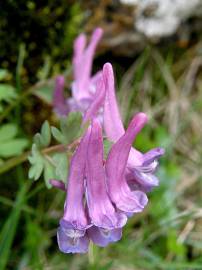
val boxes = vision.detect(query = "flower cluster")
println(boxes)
[51,28,164,253]
[53,28,103,117]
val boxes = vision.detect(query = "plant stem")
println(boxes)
[88,242,95,266]
[0,151,30,175]
[0,139,80,175]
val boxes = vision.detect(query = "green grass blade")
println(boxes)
[0,181,28,270]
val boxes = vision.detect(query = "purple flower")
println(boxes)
[87,226,122,247]
[85,120,127,246]
[49,179,66,191]
[103,63,164,192]
[57,220,89,254]
[57,130,91,253]
[83,77,106,124]
[51,54,165,253]
[126,147,165,192]
[53,76,70,116]
[105,113,148,214]
[53,28,103,117]
[86,120,127,229]
[56,119,127,252]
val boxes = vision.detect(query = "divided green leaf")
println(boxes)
[34,121,51,148]
[29,113,81,187]
[51,127,66,144]
[52,152,68,184]
[28,143,69,188]
[28,144,44,181]
[43,159,56,189]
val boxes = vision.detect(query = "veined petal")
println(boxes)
[103,63,143,165]
[63,130,90,229]
[87,226,122,247]
[86,120,127,229]
[128,147,144,167]
[106,113,148,213]
[134,170,159,191]
[126,147,164,192]
[72,28,103,102]
[143,147,165,166]
[84,28,103,81]
[57,220,89,254]
[103,63,125,142]
[73,33,87,79]
[126,169,159,193]
[53,76,69,116]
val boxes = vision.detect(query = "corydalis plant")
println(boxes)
[30,27,165,254]
[53,27,103,117]
[52,114,150,253]
[85,62,165,193]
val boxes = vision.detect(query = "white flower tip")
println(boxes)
[103,63,114,83]
[103,62,113,72]
[131,112,148,128]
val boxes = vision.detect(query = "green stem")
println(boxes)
[0,151,30,175]
[88,242,95,266]
[0,139,80,175]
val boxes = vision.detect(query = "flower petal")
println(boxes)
[63,129,90,229]
[103,63,125,142]
[106,113,148,213]
[72,28,103,102]
[73,33,87,79]
[103,63,144,166]
[53,76,69,116]
[134,171,159,192]
[87,226,122,247]
[143,147,165,166]
[84,28,103,82]
[86,120,127,229]
[83,77,105,124]
[57,222,89,254]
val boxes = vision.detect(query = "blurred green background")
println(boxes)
[0,1,202,269]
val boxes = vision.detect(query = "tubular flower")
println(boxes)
[57,130,91,254]
[86,120,127,246]
[105,113,148,214]
[51,36,165,253]
[86,120,127,229]
[54,112,163,253]
[103,62,164,192]
[53,28,103,117]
